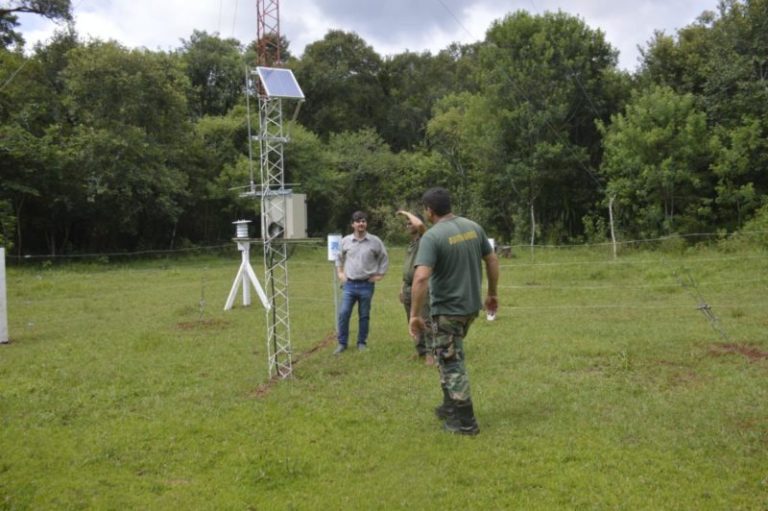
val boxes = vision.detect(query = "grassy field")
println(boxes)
[1,242,767,509]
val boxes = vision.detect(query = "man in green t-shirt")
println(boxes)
[409,187,500,435]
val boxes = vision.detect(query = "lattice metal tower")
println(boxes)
[258,91,291,378]
[249,0,302,379]
[256,0,280,66]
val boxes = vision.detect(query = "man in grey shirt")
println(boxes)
[334,211,389,354]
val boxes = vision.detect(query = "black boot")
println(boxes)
[443,400,479,436]
[434,387,454,420]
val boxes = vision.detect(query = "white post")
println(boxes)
[608,196,617,260]
[224,240,270,310]
[327,234,342,330]
[240,242,252,306]
[529,203,536,258]
[1,247,8,344]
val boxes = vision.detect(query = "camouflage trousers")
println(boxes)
[403,287,431,356]
[429,314,477,402]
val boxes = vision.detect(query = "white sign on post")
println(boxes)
[327,234,343,329]
[1,247,8,344]
[327,234,342,262]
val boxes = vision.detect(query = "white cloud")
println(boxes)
[282,0,335,55]
[15,0,716,71]
[75,0,223,50]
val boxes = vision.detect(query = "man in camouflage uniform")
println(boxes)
[397,210,434,365]
[409,187,499,435]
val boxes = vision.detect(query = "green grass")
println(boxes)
[1,243,767,509]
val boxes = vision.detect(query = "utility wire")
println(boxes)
[217,0,223,34]
[1,0,86,92]
[231,0,239,38]
[434,0,475,41]
[0,59,30,92]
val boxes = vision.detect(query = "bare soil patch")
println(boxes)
[708,342,768,362]
[253,331,337,397]
[175,318,230,330]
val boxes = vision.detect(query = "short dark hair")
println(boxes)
[351,210,367,222]
[422,187,451,216]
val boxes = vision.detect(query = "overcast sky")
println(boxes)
[16,0,718,72]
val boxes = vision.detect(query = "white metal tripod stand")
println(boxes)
[224,221,270,311]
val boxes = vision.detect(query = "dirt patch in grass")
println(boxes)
[165,479,191,487]
[175,318,230,330]
[668,369,701,387]
[252,330,337,398]
[655,359,686,366]
[653,360,703,388]
[708,342,768,362]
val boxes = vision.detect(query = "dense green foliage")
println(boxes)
[598,86,713,238]
[1,1,768,254]
[0,0,71,48]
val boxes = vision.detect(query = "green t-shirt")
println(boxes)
[414,216,492,316]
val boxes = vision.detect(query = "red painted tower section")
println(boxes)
[256,0,281,66]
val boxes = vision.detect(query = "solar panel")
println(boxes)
[255,67,305,99]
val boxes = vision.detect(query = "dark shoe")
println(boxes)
[435,403,454,420]
[434,387,454,420]
[443,420,479,436]
[443,400,479,436]
[333,345,347,355]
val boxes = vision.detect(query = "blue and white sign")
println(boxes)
[327,234,342,262]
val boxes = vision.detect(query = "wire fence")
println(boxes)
[4,233,765,340]
[501,229,768,250]
[5,229,767,264]
[3,239,328,264]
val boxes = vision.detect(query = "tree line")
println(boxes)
[1,0,767,255]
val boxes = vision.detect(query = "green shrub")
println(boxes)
[721,202,768,250]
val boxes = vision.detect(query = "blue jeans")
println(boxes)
[337,280,375,347]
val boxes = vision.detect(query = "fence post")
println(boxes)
[608,196,617,260]
[530,203,536,259]
[1,247,8,344]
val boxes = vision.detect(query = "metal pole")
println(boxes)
[529,203,535,259]
[609,196,617,260]
[1,247,8,344]
[332,264,339,331]
[241,242,251,307]
[327,233,342,333]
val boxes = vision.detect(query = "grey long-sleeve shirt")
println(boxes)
[336,233,389,280]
